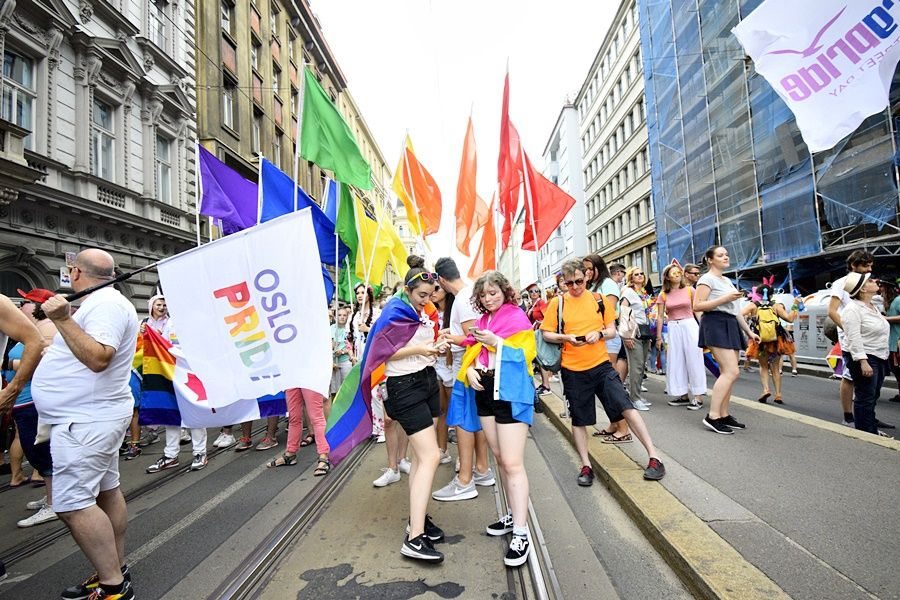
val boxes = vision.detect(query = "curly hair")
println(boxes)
[470,270,516,314]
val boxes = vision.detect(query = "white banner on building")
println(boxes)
[157,209,331,401]
[732,1,900,152]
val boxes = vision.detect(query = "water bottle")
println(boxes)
[792,289,805,312]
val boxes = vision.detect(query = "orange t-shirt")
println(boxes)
[540,291,617,371]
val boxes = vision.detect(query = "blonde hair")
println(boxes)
[625,266,645,291]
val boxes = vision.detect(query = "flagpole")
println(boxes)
[362,198,386,293]
[194,143,202,247]
[522,153,544,293]
[293,64,307,212]
[401,135,430,259]
[352,190,368,287]
[333,179,340,322]
[256,153,265,225]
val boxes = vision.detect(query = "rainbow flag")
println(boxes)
[826,342,843,377]
[325,291,423,464]
[139,326,181,426]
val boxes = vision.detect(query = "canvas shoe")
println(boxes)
[146,456,179,473]
[17,504,58,528]
[398,457,412,474]
[473,467,496,487]
[632,399,651,411]
[687,399,703,411]
[504,534,530,567]
[643,458,666,481]
[486,512,514,537]
[190,453,208,471]
[668,396,690,406]
[432,475,478,501]
[25,495,47,511]
[401,533,444,563]
[373,468,401,487]
[61,566,131,600]
[234,437,253,451]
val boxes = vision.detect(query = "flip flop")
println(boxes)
[758,392,771,403]
[8,477,33,488]
[31,479,46,488]
[299,434,315,447]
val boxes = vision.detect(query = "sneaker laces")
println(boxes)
[509,534,528,552]
[648,458,661,469]
[580,466,592,477]
[500,513,514,526]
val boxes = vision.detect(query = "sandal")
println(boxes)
[299,434,315,447]
[313,457,331,476]
[592,428,617,437]
[266,453,298,468]
[757,392,771,404]
[601,433,633,444]
[773,395,783,404]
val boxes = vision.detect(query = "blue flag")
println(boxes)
[259,159,350,265]
[323,177,338,224]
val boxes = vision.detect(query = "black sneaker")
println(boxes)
[702,415,734,435]
[86,579,134,599]
[667,396,690,406]
[0,559,6,582]
[486,512,514,536]
[720,415,745,430]
[62,565,131,600]
[405,514,445,543]
[876,419,895,429]
[504,534,530,567]
[401,533,444,562]
[577,465,594,487]
[644,458,666,480]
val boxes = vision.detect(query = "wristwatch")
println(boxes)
[598,330,604,339]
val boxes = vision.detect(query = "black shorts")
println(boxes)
[385,367,440,436]
[474,372,520,425]
[561,362,633,427]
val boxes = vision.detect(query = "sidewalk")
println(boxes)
[540,375,899,600]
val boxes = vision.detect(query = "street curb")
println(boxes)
[539,392,790,600]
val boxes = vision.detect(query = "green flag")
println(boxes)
[301,68,372,189]
[336,183,360,302]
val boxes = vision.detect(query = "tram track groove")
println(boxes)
[212,438,374,600]
[0,421,273,566]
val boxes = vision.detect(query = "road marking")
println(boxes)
[125,467,263,566]
[0,575,32,587]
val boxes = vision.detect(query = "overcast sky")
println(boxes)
[312,0,615,264]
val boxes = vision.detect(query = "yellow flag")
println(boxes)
[375,201,409,280]
[391,135,423,237]
[354,197,395,285]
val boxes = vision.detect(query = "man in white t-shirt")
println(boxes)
[827,250,874,427]
[32,249,139,600]
[432,257,494,502]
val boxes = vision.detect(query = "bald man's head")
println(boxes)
[72,249,115,290]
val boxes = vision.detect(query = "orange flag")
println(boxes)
[468,195,497,279]
[497,72,524,251]
[456,117,479,256]
[392,136,442,237]
[521,151,576,251]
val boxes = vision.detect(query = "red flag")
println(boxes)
[456,117,479,256]
[521,151,576,251]
[497,73,524,250]
[401,146,442,236]
[468,195,497,279]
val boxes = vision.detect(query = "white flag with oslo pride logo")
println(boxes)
[157,208,331,403]
[732,0,900,152]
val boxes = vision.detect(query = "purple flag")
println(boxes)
[198,145,258,234]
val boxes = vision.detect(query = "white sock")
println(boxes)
[513,525,529,537]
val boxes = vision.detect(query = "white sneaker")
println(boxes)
[17,505,58,528]
[376,432,386,443]
[179,428,191,443]
[217,433,236,448]
[398,458,412,474]
[549,374,560,382]
[25,495,47,511]
[473,467,496,486]
[432,475,478,501]
[212,432,226,447]
[373,468,401,487]
[439,450,452,465]
[632,399,651,411]
[640,384,649,392]
[190,453,208,471]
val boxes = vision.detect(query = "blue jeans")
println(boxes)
[12,404,53,477]
[847,355,888,434]
[648,339,667,373]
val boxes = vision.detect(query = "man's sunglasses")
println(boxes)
[409,272,439,284]
[564,278,585,287]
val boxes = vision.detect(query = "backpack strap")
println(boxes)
[592,291,605,317]
[557,295,565,334]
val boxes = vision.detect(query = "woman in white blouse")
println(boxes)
[841,272,890,435]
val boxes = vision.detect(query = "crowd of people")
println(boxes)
[1,244,898,592]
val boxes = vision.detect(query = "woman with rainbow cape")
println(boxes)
[447,270,537,568]
[348,263,448,563]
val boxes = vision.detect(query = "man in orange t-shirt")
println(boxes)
[541,259,665,486]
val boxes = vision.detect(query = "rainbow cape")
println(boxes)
[447,303,537,432]
[325,291,430,463]
[826,342,843,377]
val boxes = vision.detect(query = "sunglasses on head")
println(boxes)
[408,271,439,285]
[564,278,585,287]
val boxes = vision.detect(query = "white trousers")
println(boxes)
[665,318,707,397]
[164,426,208,459]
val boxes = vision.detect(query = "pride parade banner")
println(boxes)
[732,0,900,152]
[157,209,331,404]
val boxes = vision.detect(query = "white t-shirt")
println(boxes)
[697,273,740,315]
[385,315,437,376]
[32,287,139,424]
[828,275,852,346]
[449,285,480,357]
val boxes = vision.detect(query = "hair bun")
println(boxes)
[407,255,425,269]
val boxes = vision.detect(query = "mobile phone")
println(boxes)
[468,327,479,334]
[574,335,586,342]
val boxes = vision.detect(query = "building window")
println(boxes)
[270,3,279,38]
[156,135,172,204]
[251,42,259,71]
[252,112,262,153]
[223,79,236,129]
[273,133,282,168]
[148,0,169,50]
[288,36,295,62]
[91,99,115,180]
[220,0,233,34]
[272,65,281,93]
[2,50,35,149]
